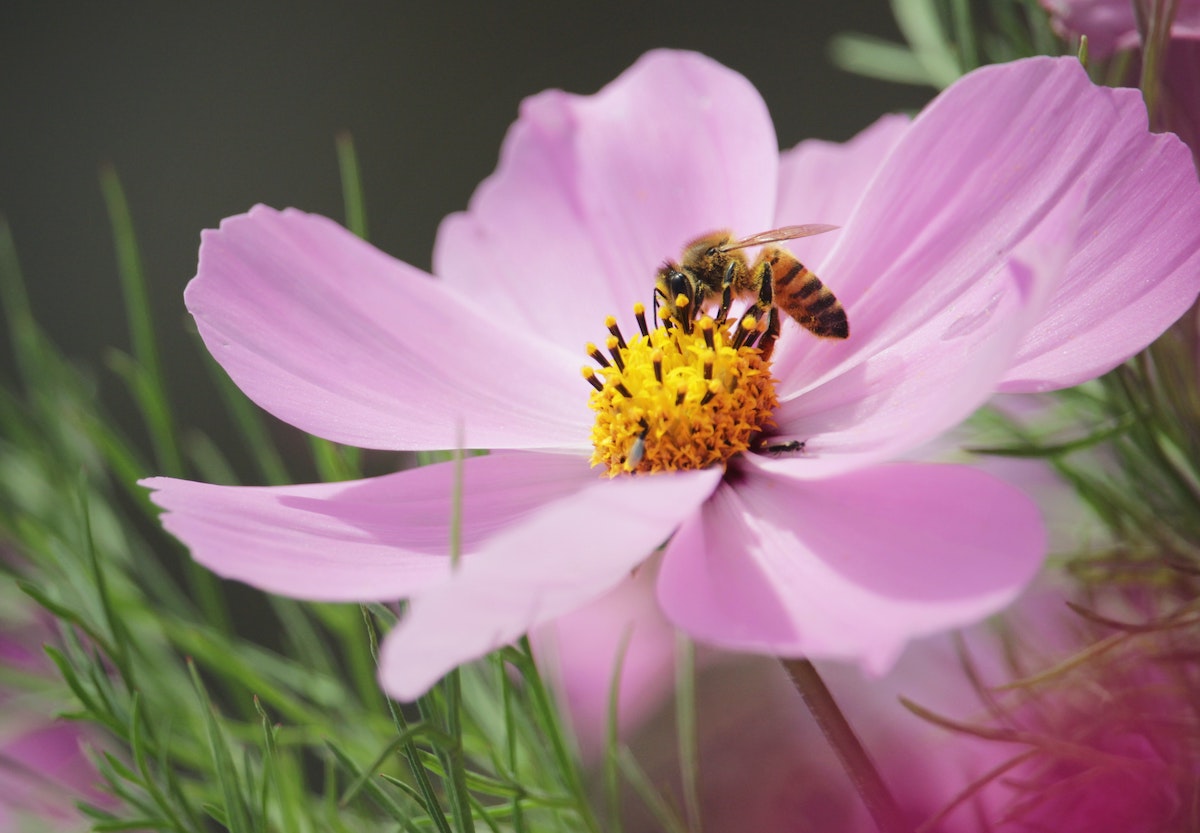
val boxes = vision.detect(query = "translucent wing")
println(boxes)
[723,224,839,252]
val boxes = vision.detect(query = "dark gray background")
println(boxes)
[0,2,932,454]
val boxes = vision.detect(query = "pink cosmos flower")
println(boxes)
[141,50,1200,701]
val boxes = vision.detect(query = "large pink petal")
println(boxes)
[768,182,1080,477]
[656,460,1045,673]
[774,57,1200,402]
[772,114,910,271]
[378,466,723,700]
[188,206,591,451]
[434,50,779,346]
[140,452,604,602]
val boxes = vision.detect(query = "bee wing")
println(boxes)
[724,224,839,252]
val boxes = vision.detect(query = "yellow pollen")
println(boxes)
[585,308,778,476]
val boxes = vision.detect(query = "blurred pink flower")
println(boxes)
[0,614,108,831]
[599,580,1200,832]
[1041,0,1200,57]
[844,582,1200,832]
[141,51,1200,701]
[1042,0,1200,158]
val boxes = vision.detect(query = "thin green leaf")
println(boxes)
[361,606,454,833]
[828,33,934,86]
[617,748,688,833]
[324,739,417,824]
[674,634,701,833]
[99,164,183,477]
[336,131,369,240]
[339,722,431,806]
[187,659,254,833]
[891,0,964,87]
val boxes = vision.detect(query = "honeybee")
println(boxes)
[654,225,848,355]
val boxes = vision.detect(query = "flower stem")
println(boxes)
[781,658,910,833]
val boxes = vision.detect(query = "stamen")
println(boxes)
[586,342,610,368]
[652,349,664,384]
[606,335,625,371]
[703,358,714,381]
[614,381,633,398]
[674,294,693,335]
[581,366,605,392]
[634,302,649,337]
[700,381,720,406]
[699,317,716,350]
[732,314,758,349]
[606,315,627,350]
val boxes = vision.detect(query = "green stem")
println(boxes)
[781,658,910,833]
[1138,0,1181,129]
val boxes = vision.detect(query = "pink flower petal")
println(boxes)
[187,206,591,451]
[774,57,1200,402]
[772,114,910,271]
[378,466,723,700]
[434,50,779,345]
[140,452,604,602]
[770,181,1082,476]
[656,460,1046,673]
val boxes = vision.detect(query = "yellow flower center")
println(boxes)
[583,302,779,476]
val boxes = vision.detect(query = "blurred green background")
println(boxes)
[0,1,931,466]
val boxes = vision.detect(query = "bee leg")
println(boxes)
[743,263,778,358]
[716,260,737,324]
[745,304,779,351]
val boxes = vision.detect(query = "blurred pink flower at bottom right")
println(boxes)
[558,574,1200,833]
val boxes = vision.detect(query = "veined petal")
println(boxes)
[139,452,600,601]
[778,57,1200,400]
[378,466,722,701]
[771,183,1081,477]
[656,460,1045,673]
[187,206,591,451]
[434,49,778,345]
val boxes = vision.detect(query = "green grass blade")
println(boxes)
[187,659,253,833]
[336,131,369,240]
[99,165,183,478]
[674,634,701,833]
